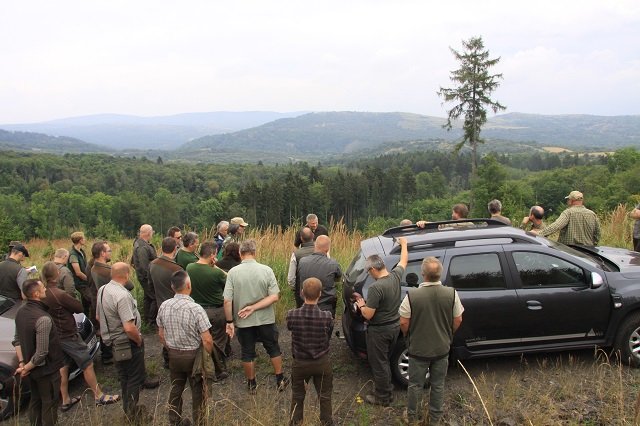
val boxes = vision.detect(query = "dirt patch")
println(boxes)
[10,317,640,425]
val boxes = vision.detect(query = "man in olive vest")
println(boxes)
[13,279,65,426]
[399,257,464,424]
[0,243,29,301]
[132,224,158,326]
[286,227,315,308]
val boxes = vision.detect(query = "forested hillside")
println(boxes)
[1,147,638,247]
[0,129,110,153]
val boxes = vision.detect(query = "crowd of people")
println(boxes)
[0,189,634,425]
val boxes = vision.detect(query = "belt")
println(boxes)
[367,319,399,327]
[201,304,223,309]
[167,348,199,355]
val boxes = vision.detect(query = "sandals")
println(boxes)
[95,393,120,406]
[61,395,82,412]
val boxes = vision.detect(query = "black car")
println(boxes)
[342,219,640,386]
[0,296,99,419]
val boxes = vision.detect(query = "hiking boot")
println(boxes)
[247,379,257,395]
[142,377,160,389]
[364,394,390,407]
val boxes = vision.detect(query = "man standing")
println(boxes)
[487,199,512,225]
[536,191,601,246]
[150,237,182,368]
[355,237,408,406]
[187,242,230,380]
[13,279,65,426]
[223,239,288,393]
[399,257,464,424]
[521,205,546,232]
[132,224,158,327]
[53,248,76,297]
[214,221,229,256]
[91,241,115,364]
[630,204,640,252]
[40,262,120,410]
[218,217,248,261]
[287,227,315,308]
[68,232,91,316]
[175,232,200,270]
[167,226,183,250]
[294,214,329,248]
[0,243,29,301]
[286,278,334,426]
[157,270,213,426]
[96,263,149,423]
[296,235,342,318]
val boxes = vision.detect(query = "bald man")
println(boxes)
[132,224,158,326]
[296,235,343,318]
[96,262,149,422]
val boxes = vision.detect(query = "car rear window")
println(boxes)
[345,251,366,285]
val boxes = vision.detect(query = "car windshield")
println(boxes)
[0,295,15,315]
[546,240,602,269]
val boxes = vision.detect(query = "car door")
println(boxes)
[506,246,611,345]
[442,245,522,355]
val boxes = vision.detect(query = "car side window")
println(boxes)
[401,260,438,288]
[448,253,506,290]
[512,251,586,288]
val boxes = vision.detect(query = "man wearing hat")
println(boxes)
[535,191,601,246]
[0,243,30,300]
[217,217,248,261]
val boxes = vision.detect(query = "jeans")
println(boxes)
[290,356,333,426]
[406,355,449,423]
[115,340,146,418]
[168,348,205,425]
[27,371,60,426]
[365,323,398,402]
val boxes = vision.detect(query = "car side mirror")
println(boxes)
[591,271,604,289]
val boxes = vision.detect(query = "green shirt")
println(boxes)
[186,262,226,307]
[175,249,199,270]
[366,265,404,326]
[223,259,279,328]
[539,205,601,246]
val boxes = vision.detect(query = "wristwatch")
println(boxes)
[226,319,234,324]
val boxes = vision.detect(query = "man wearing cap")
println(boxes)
[217,217,248,261]
[535,191,601,246]
[0,243,30,300]
[3,241,21,261]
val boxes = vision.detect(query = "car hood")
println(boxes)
[580,246,640,274]
[0,309,19,355]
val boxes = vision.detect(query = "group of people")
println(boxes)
[0,188,630,425]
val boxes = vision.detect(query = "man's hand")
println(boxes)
[416,220,428,228]
[225,323,235,339]
[397,237,407,246]
[238,305,255,319]
[521,216,530,226]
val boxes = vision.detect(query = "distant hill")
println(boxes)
[0,129,111,153]
[181,112,640,158]
[0,111,306,150]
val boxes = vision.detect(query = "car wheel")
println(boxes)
[615,312,640,367]
[390,344,410,387]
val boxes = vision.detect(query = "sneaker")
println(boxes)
[276,375,290,392]
[142,377,160,389]
[364,394,390,407]
[216,371,229,381]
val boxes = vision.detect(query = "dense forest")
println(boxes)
[0,147,638,246]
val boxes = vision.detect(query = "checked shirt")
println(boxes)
[286,303,333,360]
[539,205,601,246]
[157,294,211,350]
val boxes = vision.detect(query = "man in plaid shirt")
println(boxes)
[536,190,601,246]
[286,277,334,426]
[157,270,213,426]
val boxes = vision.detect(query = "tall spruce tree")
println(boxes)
[438,36,506,178]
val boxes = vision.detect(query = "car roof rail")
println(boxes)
[381,219,511,239]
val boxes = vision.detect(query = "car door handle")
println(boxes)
[526,300,542,310]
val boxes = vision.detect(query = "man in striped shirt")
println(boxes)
[157,270,213,426]
[286,277,334,426]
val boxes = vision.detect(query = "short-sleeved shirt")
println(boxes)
[96,280,141,344]
[157,294,211,350]
[223,259,280,328]
[399,281,464,318]
[366,265,404,326]
[186,262,226,307]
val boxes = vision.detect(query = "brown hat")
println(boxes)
[565,191,584,201]
[230,217,249,227]
[12,244,29,257]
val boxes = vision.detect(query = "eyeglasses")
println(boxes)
[176,236,183,239]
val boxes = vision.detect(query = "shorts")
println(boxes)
[236,323,281,362]
[60,334,93,371]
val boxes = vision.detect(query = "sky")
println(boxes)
[1,0,639,123]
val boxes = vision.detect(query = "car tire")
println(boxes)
[390,343,410,387]
[615,312,640,367]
